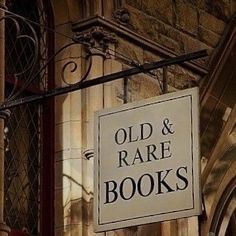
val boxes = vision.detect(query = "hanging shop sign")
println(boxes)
[94,87,201,232]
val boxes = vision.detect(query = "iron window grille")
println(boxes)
[4,0,50,234]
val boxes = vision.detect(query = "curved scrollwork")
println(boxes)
[61,46,93,86]
[5,17,38,76]
[1,10,95,102]
[2,12,39,101]
[0,6,118,110]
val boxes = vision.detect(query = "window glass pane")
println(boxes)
[5,0,47,91]
[4,0,48,234]
[4,97,41,235]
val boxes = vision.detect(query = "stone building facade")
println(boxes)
[0,0,235,235]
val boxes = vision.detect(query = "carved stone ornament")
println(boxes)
[113,7,130,25]
[74,26,117,51]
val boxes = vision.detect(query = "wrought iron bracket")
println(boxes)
[0,109,11,120]
[0,6,208,112]
[0,49,208,111]
[74,26,117,52]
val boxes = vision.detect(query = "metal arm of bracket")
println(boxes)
[0,49,208,111]
[0,5,208,112]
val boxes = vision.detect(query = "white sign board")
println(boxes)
[94,87,201,232]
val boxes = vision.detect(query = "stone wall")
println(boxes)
[121,0,235,64]
[51,0,236,235]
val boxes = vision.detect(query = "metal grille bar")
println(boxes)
[0,49,208,111]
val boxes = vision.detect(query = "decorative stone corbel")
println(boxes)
[74,26,117,55]
[113,7,130,26]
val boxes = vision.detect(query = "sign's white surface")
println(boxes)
[94,87,201,232]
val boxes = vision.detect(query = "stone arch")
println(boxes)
[209,175,236,235]
[200,16,236,160]
[209,147,236,212]
[200,13,236,236]
[201,122,236,235]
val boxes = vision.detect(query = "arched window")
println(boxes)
[4,0,54,235]
[209,177,236,235]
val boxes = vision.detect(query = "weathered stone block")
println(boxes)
[199,26,221,47]
[127,73,161,101]
[143,51,162,63]
[125,4,184,51]
[53,0,70,25]
[161,25,183,43]
[180,33,212,65]
[158,33,182,53]
[181,33,209,51]
[125,0,142,9]
[116,38,144,64]
[125,4,160,41]
[175,0,199,35]
[125,0,173,24]
[167,65,199,89]
[55,122,71,152]
[141,0,173,24]
[138,222,162,236]
[199,11,225,35]
[198,0,232,21]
